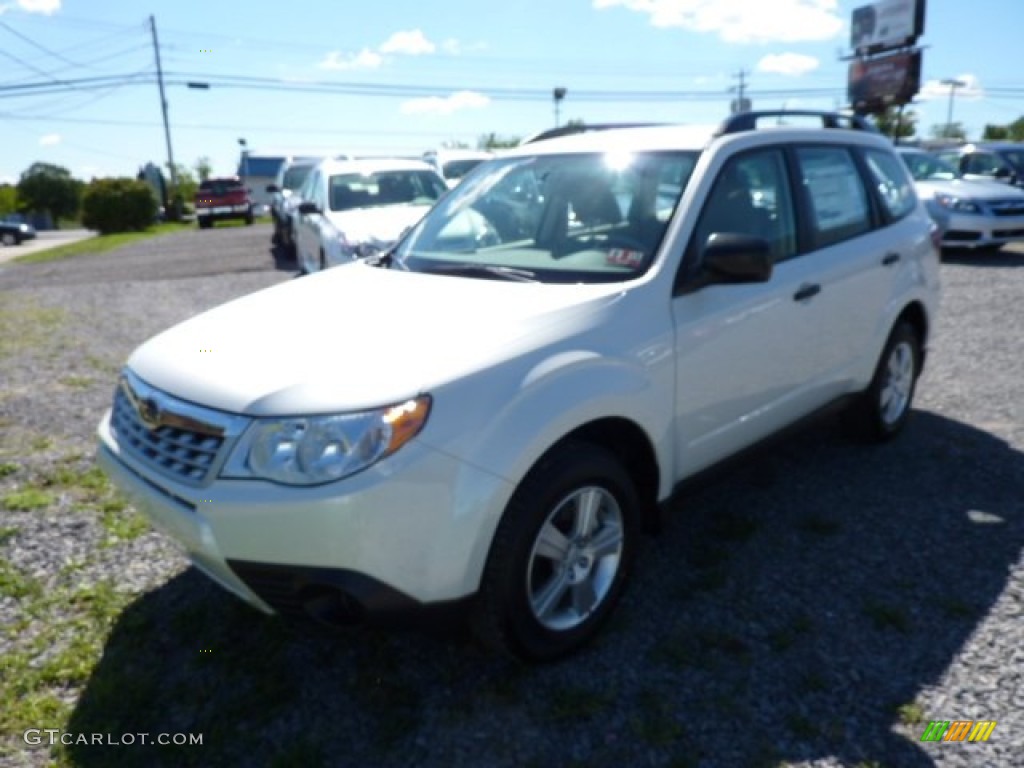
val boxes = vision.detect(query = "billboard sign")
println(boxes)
[850,0,926,52]
[848,50,922,112]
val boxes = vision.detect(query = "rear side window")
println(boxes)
[863,149,916,221]
[795,147,871,249]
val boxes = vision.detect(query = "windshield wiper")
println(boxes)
[425,263,538,282]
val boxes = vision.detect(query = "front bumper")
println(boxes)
[196,204,251,219]
[932,209,1024,249]
[96,409,512,623]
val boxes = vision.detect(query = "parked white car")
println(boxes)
[292,158,448,274]
[897,147,1024,251]
[98,112,940,661]
[423,149,494,188]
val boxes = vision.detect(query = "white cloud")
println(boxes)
[318,48,383,71]
[441,38,461,55]
[917,74,984,102]
[757,52,819,76]
[400,90,490,116]
[38,133,60,146]
[17,0,61,13]
[380,29,435,56]
[593,0,843,43]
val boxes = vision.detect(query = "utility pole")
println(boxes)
[729,68,750,113]
[941,78,966,139]
[149,15,177,216]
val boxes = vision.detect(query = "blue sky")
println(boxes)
[1,0,1022,184]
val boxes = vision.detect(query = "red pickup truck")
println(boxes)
[195,177,254,229]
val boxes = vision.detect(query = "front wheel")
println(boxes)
[472,442,639,661]
[1,232,17,246]
[844,321,921,442]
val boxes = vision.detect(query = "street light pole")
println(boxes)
[552,87,567,128]
[941,78,966,138]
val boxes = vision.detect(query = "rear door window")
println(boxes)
[794,147,871,249]
[863,149,917,222]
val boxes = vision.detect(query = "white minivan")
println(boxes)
[98,112,940,661]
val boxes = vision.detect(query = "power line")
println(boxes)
[0,21,84,69]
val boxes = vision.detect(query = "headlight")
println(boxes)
[240,396,430,485]
[935,193,981,214]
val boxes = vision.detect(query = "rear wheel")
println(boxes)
[197,217,211,230]
[472,442,639,661]
[844,321,921,441]
[244,209,254,226]
[1,232,17,245]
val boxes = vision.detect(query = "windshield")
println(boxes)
[328,170,447,212]
[900,152,959,181]
[394,151,698,284]
[283,165,314,191]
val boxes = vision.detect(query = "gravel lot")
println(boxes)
[1,225,1021,768]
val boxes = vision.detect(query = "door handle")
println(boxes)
[793,283,821,301]
[882,252,901,266]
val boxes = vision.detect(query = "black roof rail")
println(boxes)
[519,122,669,145]
[714,110,878,137]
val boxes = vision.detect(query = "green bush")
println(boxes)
[81,178,157,234]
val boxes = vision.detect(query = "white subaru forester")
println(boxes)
[97,112,940,661]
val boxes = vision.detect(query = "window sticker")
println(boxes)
[606,248,645,268]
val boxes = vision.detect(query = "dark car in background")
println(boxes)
[936,143,1024,189]
[195,177,254,229]
[0,214,37,246]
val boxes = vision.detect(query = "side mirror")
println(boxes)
[266,184,279,193]
[703,233,773,283]
[297,201,320,215]
[992,166,1011,179]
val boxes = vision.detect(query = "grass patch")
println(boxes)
[896,701,925,726]
[13,222,192,264]
[786,712,819,739]
[0,558,43,599]
[0,462,17,478]
[796,514,843,536]
[768,615,813,652]
[709,510,760,542]
[934,596,976,619]
[99,499,148,543]
[3,487,54,511]
[59,375,94,389]
[631,690,684,746]
[0,294,65,362]
[546,685,612,722]
[0,525,18,544]
[863,600,910,634]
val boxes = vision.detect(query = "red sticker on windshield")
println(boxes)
[607,248,644,267]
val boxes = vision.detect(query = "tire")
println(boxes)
[1,232,17,246]
[245,210,254,226]
[843,321,921,442]
[318,249,326,272]
[197,217,211,230]
[472,441,639,662]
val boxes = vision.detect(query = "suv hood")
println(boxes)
[915,177,1024,201]
[126,265,618,415]
[325,205,431,245]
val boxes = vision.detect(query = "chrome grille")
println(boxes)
[111,372,243,486]
[989,200,1024,217]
